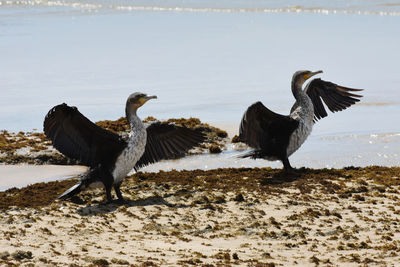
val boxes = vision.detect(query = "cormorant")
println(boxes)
[239,70,363,170]
[44,92,205,203]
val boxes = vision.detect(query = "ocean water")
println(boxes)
[0,0,399,171]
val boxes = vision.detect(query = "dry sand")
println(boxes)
[1,167,400,266]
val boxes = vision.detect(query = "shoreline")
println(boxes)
[0,165,87,192]
[3,116,400,174]
[2,161,400,193]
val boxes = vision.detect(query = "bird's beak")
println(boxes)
[140,95,157,105]
[145,95,157,101]
[305,70,323,80]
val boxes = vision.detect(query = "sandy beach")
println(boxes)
[1,167,400,266]
[1,0,400,266]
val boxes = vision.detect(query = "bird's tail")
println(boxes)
[58,182,83,200]
[237,149,264,159]
[57,167,104,200]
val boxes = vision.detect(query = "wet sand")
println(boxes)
[0,165,87,191]
[1,166,400,266]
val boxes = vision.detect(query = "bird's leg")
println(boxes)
[114,182,127,204]
[105,184,113,203]
[282,158,294,171]
[100,169,115,204]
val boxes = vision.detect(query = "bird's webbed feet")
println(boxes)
[102,183,128,205]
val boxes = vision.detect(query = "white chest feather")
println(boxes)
[112,116,147,184]
[287,94,314,157]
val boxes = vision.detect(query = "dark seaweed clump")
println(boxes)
[1,166,399,210]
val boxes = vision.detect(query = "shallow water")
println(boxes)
[140,125,400,173]
[0,165,86,191]
[0,0,399,177]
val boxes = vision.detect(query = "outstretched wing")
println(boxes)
[134,122,205,170]
[43,103,127,168]
[305,78,363,122]
[239,101,299,153]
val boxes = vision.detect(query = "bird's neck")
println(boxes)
[127,114,144,133]
[290,80,314,124]
[291,80,305,99]
[125,109,145,140]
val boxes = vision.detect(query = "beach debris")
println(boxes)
[231,135,240,143]
[0,251,10,260]
[233,193,245,202]
[11,250,33,260]
[111,258,130,265]
[208,144,222,153]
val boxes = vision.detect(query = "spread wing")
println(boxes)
[239,101,299,151]
[43,103,127,168]
[134,122,205,170]
[305,78,363,122]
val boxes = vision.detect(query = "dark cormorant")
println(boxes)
[44,93,205,203]
[239,70,363,170]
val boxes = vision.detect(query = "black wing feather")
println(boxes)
[43,103,127,168]
[134,122,205,170]
[239,101,299,158]
[305,78,363,122]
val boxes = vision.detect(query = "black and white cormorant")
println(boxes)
[239,70,363,170]
[44,92,205,203]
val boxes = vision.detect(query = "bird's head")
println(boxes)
[292,70,323,88]
[125,92,157,118]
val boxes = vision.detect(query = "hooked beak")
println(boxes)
[306,70,323,80]
[140,95,157,105]
[144,95,157,101]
